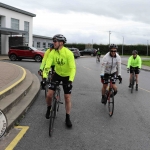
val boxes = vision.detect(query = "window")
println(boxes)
[37,42,40,48]
[0,16,1,27]
[43,42,46,48]
[48,43,51,47]
[11,18,19,30]
[24,21,29,43]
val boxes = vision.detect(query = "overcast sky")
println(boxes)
[1,0,150,45]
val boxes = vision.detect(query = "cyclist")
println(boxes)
[100,44,122,104]
[38,44,55,89]
[96,48,101,61]
[127,50,142,90]
[43,34,76,128]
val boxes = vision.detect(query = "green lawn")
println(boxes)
[142,60,150,67]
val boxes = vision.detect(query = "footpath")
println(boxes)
[0,55,40,150]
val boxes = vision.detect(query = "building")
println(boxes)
[0,2,53,55]
[33,34,52,49]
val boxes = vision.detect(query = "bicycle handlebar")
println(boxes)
[50,81,68,86]
[103,76,122,84]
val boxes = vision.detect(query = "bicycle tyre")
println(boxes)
[108,91,114,117]
[49,99,56,137]
[131,73,135,93]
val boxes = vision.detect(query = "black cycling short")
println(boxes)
[103,72,117,84]
[130,66,139,74]
[48,73,72,94]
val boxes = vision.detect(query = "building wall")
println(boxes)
[33,37,53,48]
[0,7,34,54]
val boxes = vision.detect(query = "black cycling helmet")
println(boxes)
[52,34,67,43]
[50,43,54,48]
[109,44,118,49]
[132,50,138,55]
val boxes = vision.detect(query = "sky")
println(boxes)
[1,0,150,45]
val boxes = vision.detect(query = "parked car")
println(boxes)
[80,48,97,56]
[8,46,44,62]
[68,47,80,58]
[39,47,49,52]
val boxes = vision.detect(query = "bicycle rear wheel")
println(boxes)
[49,99,56,137]
[108,91,114,117]
[45,82,48,98]
[131,74,135,93]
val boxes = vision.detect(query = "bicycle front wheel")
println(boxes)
[108,92,114,117]
[49,100,56,137]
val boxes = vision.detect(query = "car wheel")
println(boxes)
[35,55,42,62]
[10,54,17,61]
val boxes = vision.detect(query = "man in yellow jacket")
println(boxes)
[127,50,142,90]
[38,44,54,89]
[43,34,76,128]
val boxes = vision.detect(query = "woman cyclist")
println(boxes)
[100,44,122,104]
[38,43,55,89]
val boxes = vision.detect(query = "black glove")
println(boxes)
[127,68,130,73]
[42,78,46,85]
[38,69,43,76]
[118,75,122,84]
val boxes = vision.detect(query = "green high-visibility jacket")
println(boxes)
[43,46,76,82]
[127,55,142,68]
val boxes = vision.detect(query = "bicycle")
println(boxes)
[45,71,53,98]
[49,81,63,137]
[103,76,122,117]
[96,55,100,63]
[128,68,137,93]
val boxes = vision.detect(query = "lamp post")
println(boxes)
[147,40,148,56]
[109,31,111,45]
[122,36,124,56]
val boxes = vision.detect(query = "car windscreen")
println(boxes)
[30,46,38,50]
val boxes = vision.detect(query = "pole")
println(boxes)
[147,40,148,56]
[109,31,111,45]
[122,36,124,56]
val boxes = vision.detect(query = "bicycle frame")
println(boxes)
[49,81,63,137]
[130,68,137,93]
[104,76,120,117]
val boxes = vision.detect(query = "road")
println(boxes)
[4,57,150,150]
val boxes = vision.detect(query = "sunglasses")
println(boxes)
[111,50,117,52]
[53,40,59,43]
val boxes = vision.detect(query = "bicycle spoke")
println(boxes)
[108,93,114,117]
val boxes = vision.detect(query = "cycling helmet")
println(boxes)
[109,44,118,49]
[52,34,67,43]
[132,50,138,55]
[49,43,54,48]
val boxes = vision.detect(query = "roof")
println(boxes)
[0,2,36,17]
[33,34,53,40]
[0,27,28,35]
